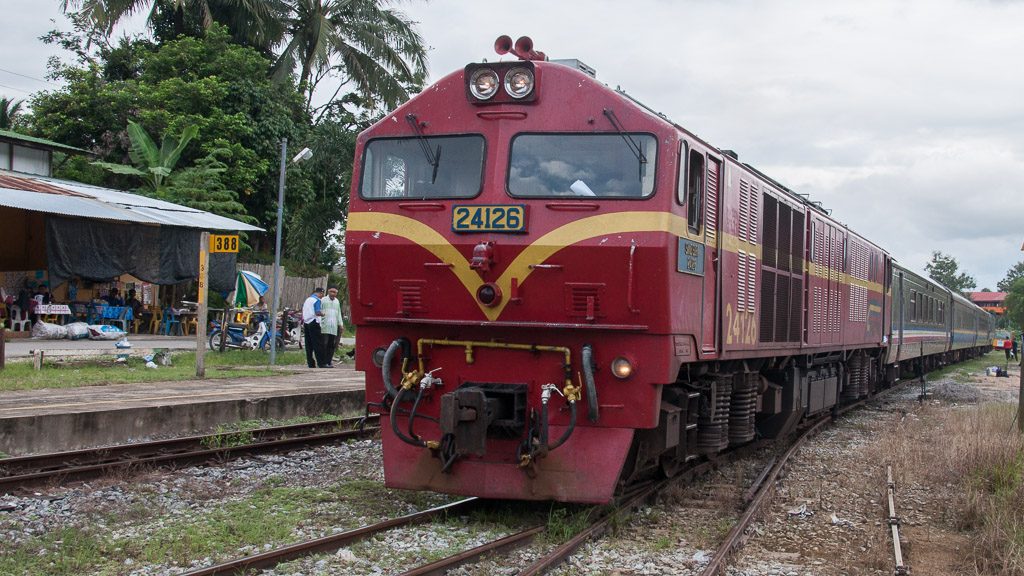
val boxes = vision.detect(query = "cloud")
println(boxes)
[5,0,1023,288]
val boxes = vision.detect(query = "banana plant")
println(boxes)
[93,120,199,193]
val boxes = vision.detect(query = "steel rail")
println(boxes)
[886,464,909,575]
[0,416,380,491]
[397,525,546,576]
[519,441,770,576]
[697,394,883,576]
[699,414,832,576]
[180,498,482,576]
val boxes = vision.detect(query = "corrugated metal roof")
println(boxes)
[0,129,90,154]
[968,292,1007,303]
[0,171,263,232]
[0,173,90,197]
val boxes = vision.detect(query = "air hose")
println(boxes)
[548,401,577,451]
[390,388,426,448]
[581,344,599,422]
[381,338,411,398]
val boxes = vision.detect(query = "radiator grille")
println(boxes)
[564,283,605,320]
[395,280,426,314]
[758,193,804,343]
[705,160,720,244]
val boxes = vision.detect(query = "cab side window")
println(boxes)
[687,150,705,234]
[676,141,688,205]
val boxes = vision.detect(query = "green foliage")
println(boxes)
[0,97,26,129]
[1004,278,1024,331]
[92,120,198,192]
[998,262,1024,293]
[30,6,412,273]
[32,25,308,230]
[164,151,254,223]
[925,251,977,294]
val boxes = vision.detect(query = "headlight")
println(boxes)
[469,68,499,100]
[504,67,534,99]
[611,357,634,379]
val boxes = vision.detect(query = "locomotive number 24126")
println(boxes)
[452,205,527,233]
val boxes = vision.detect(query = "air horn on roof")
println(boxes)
[494,35,546,61]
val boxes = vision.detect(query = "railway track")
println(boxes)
[180,497,484,576]
[698,396,873,576]
[0,415,380,492]
[166,405,853,575]
[104,377,909,575]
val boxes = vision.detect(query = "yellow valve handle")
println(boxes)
[401,370,421,391]
[563,382,581,403]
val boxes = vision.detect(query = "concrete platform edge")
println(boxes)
[0,390,367,456]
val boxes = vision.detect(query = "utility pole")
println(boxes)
[270,139,287,365]
[196,231,209,378]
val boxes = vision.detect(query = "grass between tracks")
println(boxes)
[0,477,447,575]
[0,348,352,392]
[875,359,1024,575]
[199,413,351,449]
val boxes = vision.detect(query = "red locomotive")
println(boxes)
[345,36,993,503]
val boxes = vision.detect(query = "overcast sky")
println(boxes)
[3,0,1023,290]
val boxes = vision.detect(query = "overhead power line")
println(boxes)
[0,67,59,87]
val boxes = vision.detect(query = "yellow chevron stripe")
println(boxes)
[349,211,693,320]
[349,210,886,321]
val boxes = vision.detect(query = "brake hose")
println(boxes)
[582,344,599,422]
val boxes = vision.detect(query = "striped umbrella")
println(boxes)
[234,270,269,307]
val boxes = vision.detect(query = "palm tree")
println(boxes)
[61,0,281,49]
[63,0,428,111]
[0,97,25,129]
[271,0,428,109]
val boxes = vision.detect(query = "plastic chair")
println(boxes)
[183,314,198,335]
[9,305,32,332]
[149,306,163,334]
[104,307,129,332]
[161,307,182,336]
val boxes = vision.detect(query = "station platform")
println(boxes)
[0,366,367,455]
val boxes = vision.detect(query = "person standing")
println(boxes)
[320,287,344,368]
[302,287,326,368]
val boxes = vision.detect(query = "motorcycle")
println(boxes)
[208,317,276,351]
[278,308,303,349]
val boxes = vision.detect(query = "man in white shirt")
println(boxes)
[302,287,326,368]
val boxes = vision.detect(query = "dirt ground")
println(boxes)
[730,356,1023,576]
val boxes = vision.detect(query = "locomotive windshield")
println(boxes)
[360,135,485,199]
[507,133,657,198]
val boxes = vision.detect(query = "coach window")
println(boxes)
[687,150,704,234]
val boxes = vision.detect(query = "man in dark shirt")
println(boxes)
[103,287,124,306]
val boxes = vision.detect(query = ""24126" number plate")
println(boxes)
[452,205,527,233]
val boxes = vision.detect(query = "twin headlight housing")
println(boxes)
[465,62,537,103]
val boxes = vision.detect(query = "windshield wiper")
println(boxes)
[603,108,647,181]
[406,114,441,184]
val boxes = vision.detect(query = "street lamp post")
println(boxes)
[269,139,312,365]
